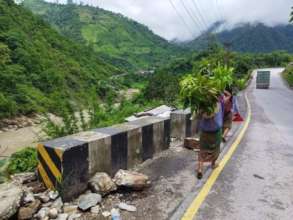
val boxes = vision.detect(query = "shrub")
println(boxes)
[7,147,38,174]
[283,66,293,87]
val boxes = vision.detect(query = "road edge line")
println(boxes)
[181,92,252,220]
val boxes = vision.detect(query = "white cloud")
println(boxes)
[46,0,293,41]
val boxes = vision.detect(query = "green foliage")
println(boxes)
[0,0,122,119]
[42,96,160,139]
[0,159,8,183]
[7,147,38,174]
[180,65,233,114]
[283,64,293,87]
[145,46,292,104]
[22,0,185,72]
[180,74,220,114]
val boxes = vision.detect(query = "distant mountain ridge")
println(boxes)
[22,0,184,71]
[186,23,293,53]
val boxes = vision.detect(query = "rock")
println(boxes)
[23,192,35,204]
[41,201,53,208]
[68,213,81,220]
[35,207,49,219]
[56,213,69,220]
[88,172,117,196]
[27,181,46,194]
[35,193,50,203]
[111,208,121,219]
[11,172,36,184]
[48,208,59,219]
[113,169,150,190]
[0,182,23,219]
[18,199,41,220]
[63,205,78,214]
[90,205,100,214]
[51,197,63,213]
[78,193,102,211]
[49,190,59,200]
[102,211,111,217]
[118,202,137,212]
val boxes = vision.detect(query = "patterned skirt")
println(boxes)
[199,129,222,162]
[223,111,233,130]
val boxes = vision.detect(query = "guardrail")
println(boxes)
[37,110,196,201]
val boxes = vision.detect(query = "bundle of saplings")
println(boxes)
[180,65,234,115]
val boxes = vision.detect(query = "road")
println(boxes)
[195,68,293,220]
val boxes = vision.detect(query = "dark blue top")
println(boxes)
[199,100,224,132]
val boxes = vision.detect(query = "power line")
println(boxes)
[179,0,205,33]
[168,0,195,38]
[215,0,222,21]
[190,0,209,31]
[215,0,227,30]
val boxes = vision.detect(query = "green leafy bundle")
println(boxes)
[180,65,234,114]
[180,74,220,114]
[211,65,234,91]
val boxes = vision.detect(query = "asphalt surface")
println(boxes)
[196,68,293,220]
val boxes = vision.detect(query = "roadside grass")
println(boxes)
[7,147,38,175]
[283,66,293,88]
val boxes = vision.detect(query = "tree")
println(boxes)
[291,7,293,22]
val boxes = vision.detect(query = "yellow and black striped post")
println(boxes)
[37,137,89,202]
[37,144,63,189]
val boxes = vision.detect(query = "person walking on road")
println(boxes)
[222,88,233,142]
[197,99,224,179]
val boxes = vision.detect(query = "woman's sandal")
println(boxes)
[197,171,203,179]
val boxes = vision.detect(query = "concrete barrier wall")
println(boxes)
[37,110,194,201]
[170,109,198,140]
[37,116,171,201]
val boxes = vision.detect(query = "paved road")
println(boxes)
[196,68,293,220]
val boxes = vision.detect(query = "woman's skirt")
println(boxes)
[199,129,222,162]
[223,111,233,130]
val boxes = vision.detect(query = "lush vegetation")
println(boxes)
[143,44,292,104]
[0,0,125,119]
[22,0,185,72]
[7,147,38,174]
[43,98,161,138]
[187,23,293,53]
[283,64,293,87]
[0,147,38,179]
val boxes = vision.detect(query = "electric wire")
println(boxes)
[168,0,195,38]
[190,0,209,31]
[179,0,205,33]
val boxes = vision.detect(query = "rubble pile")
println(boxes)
[0,170,150,219]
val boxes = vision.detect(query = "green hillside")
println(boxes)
[187,23,293,53]
[0,0,121,119]
[22,0,184,71]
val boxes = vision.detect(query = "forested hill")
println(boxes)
[22,0,184,71]
[0,0,121,119]
[186,23,293,53]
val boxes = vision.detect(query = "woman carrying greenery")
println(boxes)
[196,99,224,179]
[180,64,234,179]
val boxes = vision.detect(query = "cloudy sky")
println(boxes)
[47,0,293,41]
